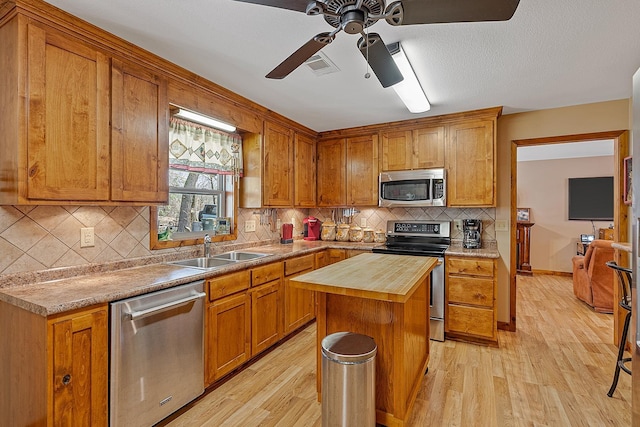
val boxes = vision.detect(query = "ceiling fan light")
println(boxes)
[389,43,430,113]
[174,108,237,132]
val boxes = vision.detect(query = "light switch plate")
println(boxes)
[360,217,367,228]
[80,227,95,247]
[495,219,509,232]
[244,220,256,232]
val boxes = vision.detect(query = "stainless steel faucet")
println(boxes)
[203,234,211,258]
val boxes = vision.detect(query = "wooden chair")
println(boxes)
[605,261,632,397]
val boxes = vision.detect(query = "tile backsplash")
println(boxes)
[0,205,495,276]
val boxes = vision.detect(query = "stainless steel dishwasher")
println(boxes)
[110,281,206,427]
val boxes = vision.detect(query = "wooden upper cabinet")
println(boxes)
[381,126,444,171]
[413,126,445,169]
[111,58,169,203]
[446,120,496,206]
[346,134,379,206]
[1,18,169,205]
[293,133,316,207]
[380,130,412,171]
[317,138,346,207]
[263,120,294,207]
[27,23,111,201]
[317,134,378,207]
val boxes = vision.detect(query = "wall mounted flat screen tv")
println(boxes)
[568,176,614,221]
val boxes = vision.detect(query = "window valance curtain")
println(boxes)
[169,117,243,176]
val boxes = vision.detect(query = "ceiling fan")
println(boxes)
[233,0,520,87]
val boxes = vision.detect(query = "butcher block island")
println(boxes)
[290,252,437,427]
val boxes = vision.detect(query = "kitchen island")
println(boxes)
[291,252,437,427]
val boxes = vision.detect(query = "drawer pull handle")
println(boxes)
[62,374,71,385]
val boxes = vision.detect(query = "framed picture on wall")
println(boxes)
[517,207,530,222]
[624,156,632,205]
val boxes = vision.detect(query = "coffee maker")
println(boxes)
[303,216,321,241]
[462,219,482,249]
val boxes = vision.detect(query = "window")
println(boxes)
[157,169,226,240]
[150,109,242,249]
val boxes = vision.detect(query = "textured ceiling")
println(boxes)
[43,0,640,132]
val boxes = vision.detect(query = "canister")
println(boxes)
[321,221,337,241]
[362,227,375,243]
[374,229,386,243]
[349,225,363,242]
[336,224,351,242]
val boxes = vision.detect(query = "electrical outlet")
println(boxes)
[360,217,367,228]
[495,219,509,232]
[244,220,256,232]
[453,219,463,231]
[80,227,95,248]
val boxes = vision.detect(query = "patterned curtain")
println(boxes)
[169,117,243,175]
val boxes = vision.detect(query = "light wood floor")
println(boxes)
[163,274,632,426]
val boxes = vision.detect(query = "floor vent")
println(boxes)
[304,52,340,76]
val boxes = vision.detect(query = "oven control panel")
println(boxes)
[394,222,440,234]
[386,220,450,238]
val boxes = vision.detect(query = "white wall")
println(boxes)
[517,155,614,273]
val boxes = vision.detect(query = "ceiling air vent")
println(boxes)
[304,51,340,76]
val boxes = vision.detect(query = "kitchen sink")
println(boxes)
[169,257,237,270]
[168,251,271,270]
[211,251,271,261]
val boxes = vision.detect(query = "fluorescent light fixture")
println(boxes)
[173,108,236,132]
[388,42,431,113]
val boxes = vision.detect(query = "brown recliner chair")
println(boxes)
[571,239,615,313]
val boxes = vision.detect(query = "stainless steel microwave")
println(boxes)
[379,168,446,207]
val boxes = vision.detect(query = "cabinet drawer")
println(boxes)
[284,254,315,276]
[448,276,494,307]
[252,262,283,286]
[207,270,250,301]
[447,304,495,339]
[447,257,494,277]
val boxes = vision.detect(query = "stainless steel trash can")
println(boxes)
[321,332,377,427]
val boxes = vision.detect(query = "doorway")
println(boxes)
[509,131,630,340]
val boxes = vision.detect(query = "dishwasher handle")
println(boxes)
[125,292,206,320]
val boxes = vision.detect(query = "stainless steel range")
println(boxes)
[372,220,450,341]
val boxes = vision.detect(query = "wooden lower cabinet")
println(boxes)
[0,302,109,427]
[250,262,284,356]
[250,280,282,355]
[206,292,251,385]
[284,254,316,335]
[445,256,498,345]
[49,305,109,426]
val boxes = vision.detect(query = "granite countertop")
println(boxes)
[446,241,500,259]
[0,239,499,316]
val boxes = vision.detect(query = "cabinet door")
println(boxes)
[49,305,108,426]
[413,126,445,169]
[206,292,251,385]
[263,121,294,206]
[294,133,317,207]
[446,120,495,206]
[284,254,316,335]
[27,24,110,201]
[317,138,346,207]
[251,280,282,356]
[381,130,413,171]
[111,58,169,202]
[346,134,379,206]
[327,248,346,264]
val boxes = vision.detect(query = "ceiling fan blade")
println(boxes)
[233,0,311,13]
[387,0,520,25]
[266,33,334,79]
[357,33,403,88]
